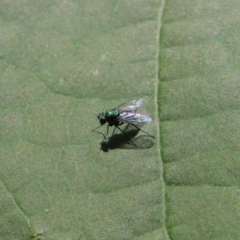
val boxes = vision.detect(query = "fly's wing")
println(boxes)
[117,112,152,125]
[114,99,143,113]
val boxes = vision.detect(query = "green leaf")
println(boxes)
[1,1,240,240]
[160,0,240,239]
[0,1,162,240]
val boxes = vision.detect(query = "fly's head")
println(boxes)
[97,112,106,125]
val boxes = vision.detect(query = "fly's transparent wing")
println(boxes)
[117,112,152,125]
[114,99,143,112]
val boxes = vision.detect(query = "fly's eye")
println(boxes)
[97,113,105,120]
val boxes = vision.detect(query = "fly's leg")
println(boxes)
[103,125,116,140]
[99,125,109,144]
[92,125,106,139]
[105,125,110,139]
[100,125,112,144]
[116,126,137,147]
[131,124,155,138]
[111,126,116,137]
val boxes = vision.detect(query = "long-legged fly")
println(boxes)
[92,99,154,146]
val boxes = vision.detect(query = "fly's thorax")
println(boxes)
[105,109,119,120]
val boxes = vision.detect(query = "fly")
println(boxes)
[92,99,154,146]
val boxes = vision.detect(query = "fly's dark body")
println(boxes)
[92,99,154,146]
[97,110,121,126]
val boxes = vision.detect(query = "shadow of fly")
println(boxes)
[92,99,154,147]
